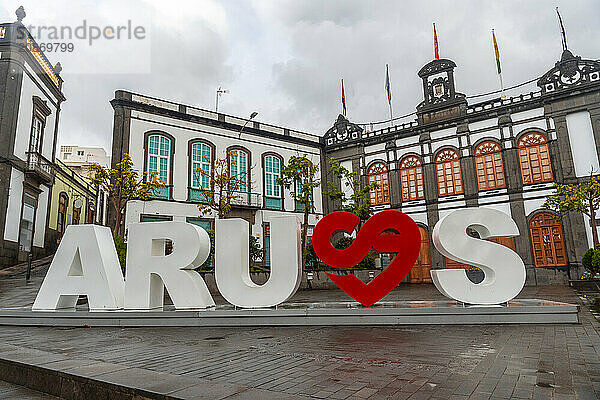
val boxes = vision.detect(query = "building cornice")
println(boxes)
[111,95,324,149]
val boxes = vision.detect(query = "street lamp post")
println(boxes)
[239,111,258,138]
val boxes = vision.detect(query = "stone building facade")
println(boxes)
[0,13,66,266]
[110,90,323,266]
[322,49,600,285]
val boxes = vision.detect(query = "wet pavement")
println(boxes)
[0,274,599,399]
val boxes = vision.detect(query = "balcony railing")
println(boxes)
[25,152,53,183]
[265,197,283,210]
[189,188,208,203]
[189,188,261,208]
[230,191,261,208]
[151,186,171,200]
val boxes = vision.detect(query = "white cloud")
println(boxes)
[1,0,599,155]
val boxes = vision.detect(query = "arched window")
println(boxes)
[87,202,95,224]
[436,149,463,196]
[368,162,390,205]
[189,141,213,202]
[518,132,553,185]
[400,156,424,201]
[529,212,567,267]
[57,192,68,236]
[229,148,249,193]
[147,133,172,199]
[474,141,505,190]
[264,154,282,210]
[73,203,81,225]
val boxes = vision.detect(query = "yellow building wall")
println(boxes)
[48,160,98,231]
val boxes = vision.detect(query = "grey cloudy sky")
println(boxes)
[1,0,599,155]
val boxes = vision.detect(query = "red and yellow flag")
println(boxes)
[492,29,501,74]
[385,64,391,105]
[341,79,347,116]
[433,23,439,60]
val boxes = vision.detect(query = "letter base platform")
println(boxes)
[0,299,578,327]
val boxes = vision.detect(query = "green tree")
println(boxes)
[333,236,376,269]
[304,237,320,270]
[543,174,600,247]
[325,157,379,227]
[113,232,127,271]
[591,247,600,276]
[194,152,248,219]
[197,230,262,271]
[249,235,263,267]
[277,155,321,270]
[90,154,165,235]
[200,229,215,270]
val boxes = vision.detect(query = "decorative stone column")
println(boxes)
[386,141,402,209]
[457,123,478,207]
[420,132,444,269]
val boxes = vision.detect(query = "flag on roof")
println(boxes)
[385,64,392,105]
[341,79,347,116]
[492,29,501,75]
[433,23,439,60]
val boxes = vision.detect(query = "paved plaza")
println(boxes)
[0,273,599,399]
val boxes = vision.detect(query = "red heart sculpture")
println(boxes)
[312,210,421,307]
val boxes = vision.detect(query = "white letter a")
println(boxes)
[32,225,125,311]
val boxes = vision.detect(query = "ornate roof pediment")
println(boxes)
[537,50,600,94]
[418,59,457,78]
[324,114,363,147]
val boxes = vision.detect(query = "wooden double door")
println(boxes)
[444,237,516,270]
[529,212,567,267]
[409,227,432,283]
[405,228,518,284]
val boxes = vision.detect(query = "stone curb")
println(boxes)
[0,343,306,399]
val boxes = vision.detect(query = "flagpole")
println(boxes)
[386,64,393,127]
[556,7,568,51]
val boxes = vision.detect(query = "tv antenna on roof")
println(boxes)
[215,86,229,112]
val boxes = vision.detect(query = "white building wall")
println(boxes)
[479,202,512,218]
[4,168,23,242]
[365,154,386,165]
[583,214,594,249]
[129,113,321,204]
[430,126,456,140]
[396,145,420,159]
[59,146,110,168]
[340,160,353,206]
[468,118,497,132]
[431,137,460,153]
[512,108,545,123]
[470,129,501,144]
[524,198,546,217]
[33,185,49,247]
[13,66,58,162]
[565,111,600,177]
[124,109,323,237]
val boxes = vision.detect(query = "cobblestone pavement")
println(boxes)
[0,275,599,399]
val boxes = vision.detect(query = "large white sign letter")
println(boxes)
[215,217,302,308]
[431,208,526,305]
[124,222,214,310]
[32,225,125,311]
